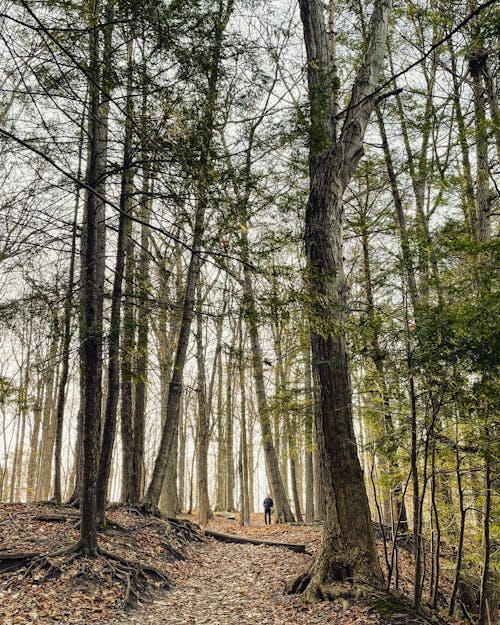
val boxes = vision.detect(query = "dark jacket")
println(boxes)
[263,497,273,510]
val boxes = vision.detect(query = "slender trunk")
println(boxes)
[158,246,183,511]
[177,402,187,511]
[120,188,136,502]
[95,41,133,523]
[289,445,303,522]
[196,287,211,525]
[143,1,232,511]
[26,381,43,501]
[238,316,250,526]
[215,349,226,510]
[131,189,151,502]
[247,404,255,514]
[303,339,315,523]
[409,374,422,609]
[36,322,60,501]
[478,431,492,625]
[225,346,235,512]
[448,432,466,614]
[469,48,491,242]
[53,172,80,504]
[430,443,440,609]
[447,38,476,232]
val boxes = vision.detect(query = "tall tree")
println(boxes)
[143,0,234,512]
[290,0,392,595]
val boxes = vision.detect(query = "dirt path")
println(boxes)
[109,539,306,625]
[108,538,383,625]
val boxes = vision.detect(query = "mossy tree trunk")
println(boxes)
[296,0,391,594]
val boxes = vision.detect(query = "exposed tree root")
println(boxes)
[0,506,203,607]
[129,502,162,518]
[97,548,169,604]
[1,541,169,606]
[285,568,311,595]
[286,565,448,624]
[22,542,82,583]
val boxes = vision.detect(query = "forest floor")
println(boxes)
[0,504,468,625]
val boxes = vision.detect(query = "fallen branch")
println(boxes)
[204,529,306,553]
[215,511,237,520]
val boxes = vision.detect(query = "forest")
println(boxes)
[0,0,498,624]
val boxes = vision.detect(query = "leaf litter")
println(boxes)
[1,506,468,625]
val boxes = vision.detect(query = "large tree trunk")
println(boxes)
[295,0,391,593]
[78,0,108,552]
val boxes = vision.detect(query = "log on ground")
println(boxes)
[204,529,306,553]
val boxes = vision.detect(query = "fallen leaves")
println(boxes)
[0,507,471,625]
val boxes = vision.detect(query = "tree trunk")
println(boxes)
[143,0,232,511]
[78,0,107,552]
[120,171,136,503]
[238,316,250,526]
[225,345,235,512]
[53,125,82,504]
[296,0,391,592]
[131,139,153,500]
[26,380,42,502]
[447,37,476,233]
[303,339,315,523]
[177,399,187,511]
[469,48,491,243]
[196,287,211,525]
[247,403,255,514]
[95,38,133,524]
[215,349,226,510]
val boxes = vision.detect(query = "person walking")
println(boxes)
[263,494,273,525]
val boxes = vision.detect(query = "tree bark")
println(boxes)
[95,38,133,524]
[303,339,315,523]
[35,317,60,501]
[238,316,250,526]
[53,119,82,504]
[196,286,211,525]
[296,0,391,592]
[78,0,107,552]
[225,342,235,512]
